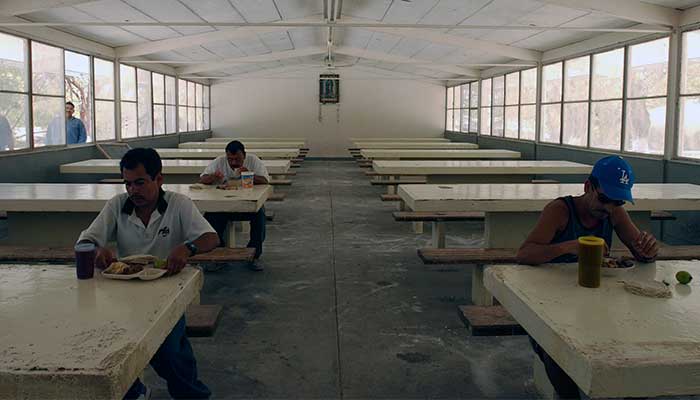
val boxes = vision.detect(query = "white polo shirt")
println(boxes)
[77,191,215,259]
[200,154,270,182]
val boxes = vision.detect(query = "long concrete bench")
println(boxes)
[394,211,485,248]
[371,177,427,194]
[270,171,297,177]
[270,179,292,186]
[268,192,286,201]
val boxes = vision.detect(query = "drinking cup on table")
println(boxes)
[75,242,96,280]
[241,172,254,189]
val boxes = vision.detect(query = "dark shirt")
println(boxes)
[549,196,613,263]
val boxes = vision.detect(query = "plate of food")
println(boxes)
[601,257,635,277]
[102,255,168,281]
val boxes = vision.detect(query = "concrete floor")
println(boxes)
[148,160,537,399]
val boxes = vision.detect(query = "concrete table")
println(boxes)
[484,260,700,398]
[350,137,450,143]
[180,141,305,149]
[398,183,700,305]
[207,137,307,143]
[355,142,478,150]
[0,264,202,399]
[0,183,272,246]
[360,149,521,160]
[60,159,291,183]
[155,148,299,159]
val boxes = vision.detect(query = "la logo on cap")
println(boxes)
[619,169,630,185]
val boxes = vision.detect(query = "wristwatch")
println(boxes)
[185,241,198,257]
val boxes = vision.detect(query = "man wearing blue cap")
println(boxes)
[517,156,658,399]
[517,155,658,265]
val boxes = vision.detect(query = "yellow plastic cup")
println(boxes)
[578,236,604,288]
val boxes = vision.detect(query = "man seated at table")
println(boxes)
[200,140,269,271]
[516,155,659,399]
[77,148,219,399]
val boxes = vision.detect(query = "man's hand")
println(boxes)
[634,231,659,261]
[166,244,190,276]
[95,247,116,269]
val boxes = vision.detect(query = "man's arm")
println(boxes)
[253,175,268,185]
[77,198,119,268]
[516,200,577,265]
[610,207,659,262]
[199,158,224,184]
[165,197,221,275]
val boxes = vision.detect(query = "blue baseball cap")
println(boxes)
[590,156,635,204]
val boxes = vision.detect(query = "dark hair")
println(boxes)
[65,101,75,108]
[225,140,246,155]
[120,148,162,179]
[588,175,600,188]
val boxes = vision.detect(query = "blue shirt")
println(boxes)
[66,117,87,144]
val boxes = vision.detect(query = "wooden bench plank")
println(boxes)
[651,211,676,221]
[186,304,223,337]
[381,194,401,202]
[458,305,526,336]
[418,245,700,265]
[0,246,256,264]
[270,171,297,177]
[531,179,559,184]
[99,178,123,184]
[393,211,484,222]
[268,192,286,201]
[270,179,293,186]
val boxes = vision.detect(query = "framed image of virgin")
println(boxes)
[319,74,339,103]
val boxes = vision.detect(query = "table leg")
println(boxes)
[412,222,424,234]
[225,221,237,248]
[386,185,397,195]
[533,356,556,400]
[431,221,446,248]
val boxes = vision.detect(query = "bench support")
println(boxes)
[412,221,424,234]
[431,221,446,248]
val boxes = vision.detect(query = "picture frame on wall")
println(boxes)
[319,74,340,103]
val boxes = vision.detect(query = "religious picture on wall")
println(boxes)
[319,74,340,103]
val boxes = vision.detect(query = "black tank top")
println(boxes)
[550,196,613,263]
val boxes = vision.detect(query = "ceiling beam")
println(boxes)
[681,5,700,26]
[540,0,680,27]
[334,46,480,78]
[177,47,326,75]
[0,0,95,16]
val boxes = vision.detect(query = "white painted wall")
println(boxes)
[211,78,446,157]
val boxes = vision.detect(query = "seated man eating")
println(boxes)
[77,148,219,399]
[200,140,269,271]
[516,155,659,399]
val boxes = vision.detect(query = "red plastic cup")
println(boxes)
[75,242,96,280]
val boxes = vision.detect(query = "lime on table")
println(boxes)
[154,259,167,269]
[676,271,693,285]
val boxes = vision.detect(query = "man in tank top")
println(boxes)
[516,155,659,399]
[517,155,658,265]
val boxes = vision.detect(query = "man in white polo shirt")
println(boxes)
[200,140,269,271]
[78,148,219,399]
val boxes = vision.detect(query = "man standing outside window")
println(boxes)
[65,101,87,144]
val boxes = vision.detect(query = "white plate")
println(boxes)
[602,265,635,277]
[102,268,167,281]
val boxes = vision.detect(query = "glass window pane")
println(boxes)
[563,102,589,147]
[188,107,195,130]
[94,58,114,100]
[137,69,152,136]
[625,98,666,155]
[682,30,700,95]
[453,109,460,132]
[33,96,64,147]
[679,96,700,159]
[203,109,210,130]
[153,73,164,104]
[492,106,504,136]
[461,85,469,108]
[0,33,27,92]
[592,48,624,100]
[540,103,561,143]
[178,106,187,132]
[446,87,453,108]
[628,38,669,98]
[480,108,491,135]
[481,79,492,107]
[520,104,536,140]
[188,82,195,107]
[120,64,136,101]
[590,100,622,150]
[0,93,29,151]
[203,86,210,108]
[195,83,203,107]
[469,109,478,133]
[166,76,176,105]
[32,42,63,96]
[120,101,137,139]
[65,50,92,143]
[461,108,469,132]
[178,79,187,106]
[543,62,563,103]
[196,107,203,131]
[166,105,176,134]
[505,106,518,138]
[565,56,590,102]
[94,100,115,141]
[446,109,453,131]
[154,104,165,135]
[470,82,479,108]
[521,68,537,104]
[506,73,519,106]
[453,86,461,109]
[492,76,505,106]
